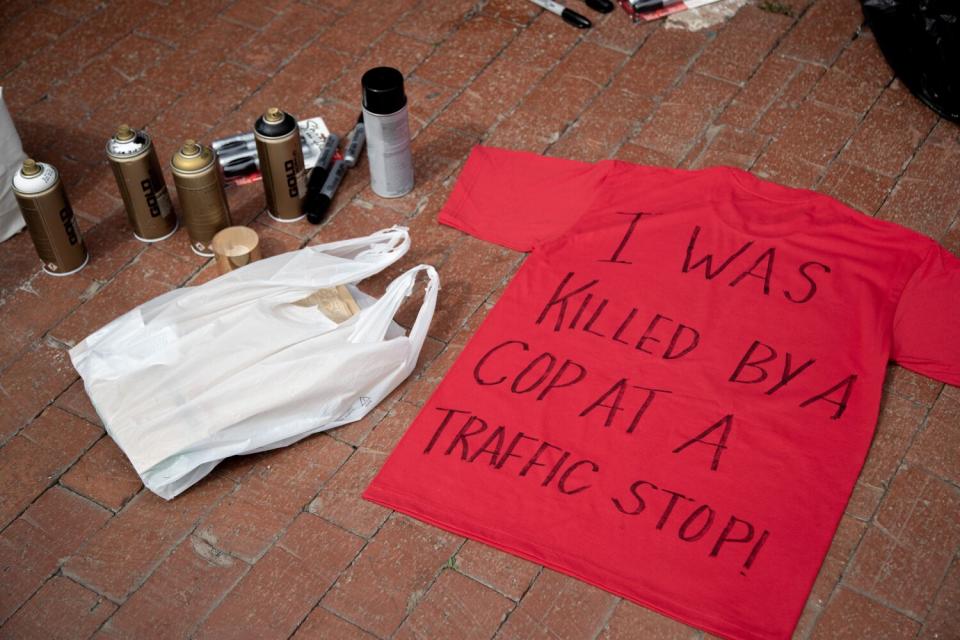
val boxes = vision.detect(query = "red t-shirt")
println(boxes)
[364,146,960,640]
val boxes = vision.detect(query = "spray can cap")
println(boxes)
[361,67,407,115]
[21,159,41,177]
[115,124,135,141]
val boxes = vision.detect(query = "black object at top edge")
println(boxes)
[362,67,407,115]
[561,8,592,28]
[254,111,298,138]
[585,0,614,13]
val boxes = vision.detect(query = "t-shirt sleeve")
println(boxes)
[438,145,613,252]
[891,243,960,385]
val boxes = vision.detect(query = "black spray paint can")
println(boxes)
[361,67,414,198]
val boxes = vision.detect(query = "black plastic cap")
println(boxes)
[255,109,297,138]
[361,67,407,115]
[585,0,614,13]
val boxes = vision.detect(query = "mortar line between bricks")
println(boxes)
[303,505,404,638]
[54,455,133,513]
[589,594,621,640]
[831,399,941,625]
[182,546,254,639]
[867,116,942,220]
[0,411,104,537]
[388,538,468,637]
[489,565,546,639]
[841,582,928,624]
[188,435,366,634]
[543,45,635,159]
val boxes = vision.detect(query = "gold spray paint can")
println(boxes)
[106,124,177,242]
[170,139,231,256]
[254,107,306,222]
[12,159,88,276]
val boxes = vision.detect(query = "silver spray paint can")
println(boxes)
[361,67,414,198]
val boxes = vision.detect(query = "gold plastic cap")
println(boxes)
[115,124,135,141]
[264,107,283,123]
[171,139,213,172]
[21,159,41,177]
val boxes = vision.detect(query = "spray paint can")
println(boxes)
[361,67,414,198]
[106,124,177,242]
[12,159,88,276]
[170,139,231,256]
[254,107,306,222]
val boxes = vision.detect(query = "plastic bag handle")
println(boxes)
[348,265,439,351]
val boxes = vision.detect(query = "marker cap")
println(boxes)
[361,67,407,116]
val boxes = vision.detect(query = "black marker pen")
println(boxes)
[304,133,340,224]
[630,0,682,12]
[343,114,365,168]
[527,0,592,28]
[306,159,347,224]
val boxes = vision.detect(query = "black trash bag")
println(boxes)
[861,0,959,122]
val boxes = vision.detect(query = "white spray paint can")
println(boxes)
[361,67,414,198]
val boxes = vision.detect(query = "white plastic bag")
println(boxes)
[0,87,27,242]
[70,226,440,499]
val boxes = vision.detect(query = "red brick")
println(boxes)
[55,379,102,426]
[61,436,143,511]
[639,24,708,66]
[104,34,174,81]
[395,569,514,640]
[0,269,95,369]
[195,541,334,640]
[0,8,75,75]
[0,486,110,624]
[481,0,541,25]
[504,12,582,71]
[394,0,475,44]
[877,177,960,240]
[322,515,461,637]
[752,147,823,189]
[456,539,539,601]
[63,475,233,601]
[615,141,678,168]
[99,536,247,639]
[690,126,767,170]
[498,569,617,640]
[312,0,417,57]
[51,252,174,345]
[819,161,894,215]
[278,513,365,580]
[717,54,798,128]
[778,0,862,65]
[0,226,45,293]
[883,364,944,407]
[858,394,927,489]
[220,0,276,30]
[634,103,713,165]
[293,607,376,639]
[755,63,825,136]
[73,212,146,281]
[309,448,390,537]
[197,434,352,561]
[585,9,659,55]
[86,80,180,136]
[905,389,960,484]
[843,105,933,177]
[2,576,116,638]
[769,100,859,166]
[811,587,919,640]
[809,515,866,607]
[142,18,256,93]
[920,557,960,640]
[833,32,891,86]
[845,480,883,522]
[234,3,335,72]
[812,67,883,115]
[695,5,794,83]
[844,465,960,618]
[0,406,99,526]
[598,599,698,640]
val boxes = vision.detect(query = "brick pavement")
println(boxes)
[1,0,958,638]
